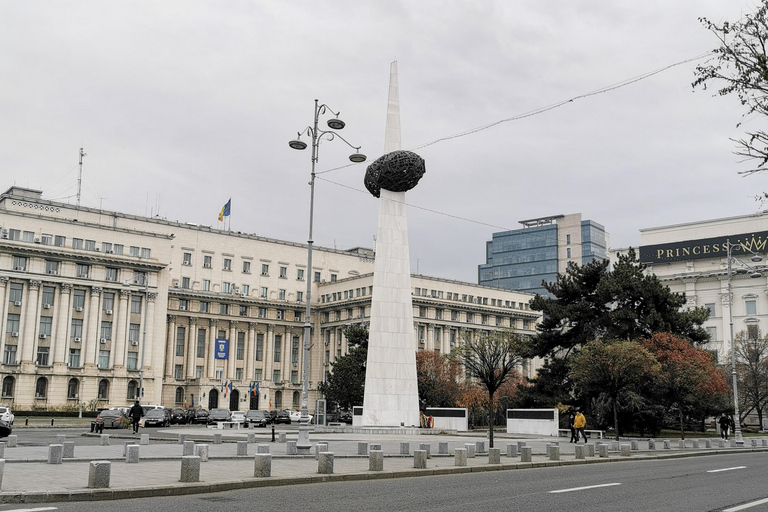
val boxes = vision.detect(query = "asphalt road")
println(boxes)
[9,451,767,512]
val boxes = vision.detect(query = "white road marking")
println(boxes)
[2,508,58,512]
[724,497,768,511]
[707,466,746,473]
[549,483,621,493]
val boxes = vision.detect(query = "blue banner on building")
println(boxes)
[215,339,229,360]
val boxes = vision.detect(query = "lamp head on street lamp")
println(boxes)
[289,135,308,151]
[326,118,345,130]
[349,152,367,163]
[751,271,763,278]
[736,267,749,275]
[752,254,763,263]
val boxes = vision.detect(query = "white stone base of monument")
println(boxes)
[254,454,271,477]
[88,460,110,488]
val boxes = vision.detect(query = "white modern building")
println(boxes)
[630,211,768,362]
[0,186,541,412]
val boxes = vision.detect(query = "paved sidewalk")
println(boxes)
[0,428,762,504]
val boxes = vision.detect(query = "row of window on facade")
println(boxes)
[0,375,125,400]
[182,253,336,282]
[10,256,148,286]
[7,283,145,313]
[320,286,372,304]
[413,287,530,310]
[414,306,531,328]
[1,342,140,370]
[177,298,303,320]
[4,229,151,258]
[174,327,301,364]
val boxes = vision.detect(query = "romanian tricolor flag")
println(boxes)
[218,199,231,221]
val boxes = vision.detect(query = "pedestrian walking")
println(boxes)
[568,410,577,443]
[574,409,587,443]
[718,413,730,440]
[129,400,144,434]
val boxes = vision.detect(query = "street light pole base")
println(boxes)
[296,424,311,454]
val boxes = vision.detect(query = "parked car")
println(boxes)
[144,408,171,427]
[244,410,269,428]
[0,407,14,426]
[191,409,209,424]
[274,410,291,425]
[288,410,313,423]
[265,410,277,424]
[96,409,127,429]
[170,408,188,424]
[207,408,231,425]
[0,420,11,437]
[230,411,246,424]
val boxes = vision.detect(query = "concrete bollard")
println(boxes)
[358,442,369,455]
[126,444,140,463]
[318,452,334,474]
[369,450,384,471]
[183,440,196,456]
[180,455,201,483]
[718,439,726,448]
[213,433,222,445]
[599,444,609,458]
[678,440,686,449]
[631,441,638,451]
[648,439,656,450]
[247,432,256,444]
[506,444,518,457]
[286,441,297,455]
[100,434,110,446]
[751,439,758,447]
[489,447,501,464]
[692,440,700,449]
[140,434,149,445]
[413,449,427,469]
[517,441,526,451]
[123,440,134,456]
[88,460,111,488]
[620,444,631,457]
[400,442,410,455]
[6,435,16,448]
[730,440,739,448]
[705,439,712,449]
[611,441,620,451]
[195,444,209,462]
[549,446,560,461]
[0,459,4,489]
[439,442,448,455]
[55,434,66,444]
[237,441,248,456]
[545,443,553,457]
[257,444,270,454]
[254,453,272,477]
[178,433,188,444]
[419,443,431,459]
[278,433,286,443]
[586,444,595,457]
[475,441,485,454]
[315,443,328,459]
[663,440,671,449]
[520,447,532,463]
[762,439,768,447]
[455,448,467,466]
[575,445,586,459]
[48,444,63,464]
[464,443,476,458]
[63,441,75,459]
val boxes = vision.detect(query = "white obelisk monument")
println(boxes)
[362,61,422,426]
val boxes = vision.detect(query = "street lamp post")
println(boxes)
[139,273,150,402]
[725,239,763,446]
[289,100,366,454]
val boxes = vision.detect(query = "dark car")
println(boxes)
[244,410,269,428]
[96,409,127,429]
[191,409,209,424]
[0,420,11,438]
[274,410,291,425]
[207,408,231,425]
[170,408,187,425]
[144,408,171,427]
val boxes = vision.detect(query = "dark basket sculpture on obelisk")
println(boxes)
[361,63,426,427]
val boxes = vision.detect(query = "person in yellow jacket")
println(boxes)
[573,410,587,443]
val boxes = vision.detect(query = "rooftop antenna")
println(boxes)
[77,147,86,207]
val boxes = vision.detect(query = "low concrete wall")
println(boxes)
[506,408,559,436]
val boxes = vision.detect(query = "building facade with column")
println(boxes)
[479,213,609,296]
[0,186,541,412]
[632,211,768,363]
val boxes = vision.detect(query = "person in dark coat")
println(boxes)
[129,400,144,434]
[568,411,577,443]
[718,413,730,440]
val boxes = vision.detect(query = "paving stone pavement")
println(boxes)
[0,428,762,503]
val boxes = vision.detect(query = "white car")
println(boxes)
[288,410,312,423]
[230,411,246,423]
[0,407,13,425]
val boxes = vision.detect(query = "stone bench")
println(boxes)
[558,428,606,439]
[213,421,242,429]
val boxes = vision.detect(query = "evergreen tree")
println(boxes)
[316,325,368,412]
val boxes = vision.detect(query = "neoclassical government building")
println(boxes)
[0,186,541,412]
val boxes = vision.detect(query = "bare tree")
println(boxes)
[453,329,525,448]
[734,329,768,427]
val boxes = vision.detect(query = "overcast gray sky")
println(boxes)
[1,1,761,283]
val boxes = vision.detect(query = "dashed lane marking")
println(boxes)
[549,483,621,494]
[724,497,768,511]
[707,466,747,473]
